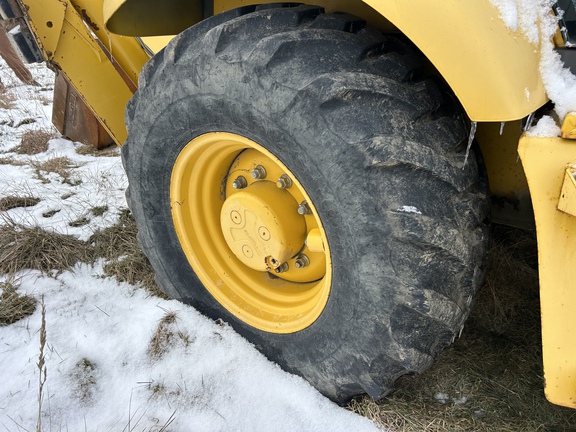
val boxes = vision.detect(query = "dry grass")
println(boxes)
[148,310,178,359]
[0,222,87,274]
[32,156,79,184]
[71,358,98,402]
[88,209,166,298]
[0,279,36,326]
[148,310,191,359]
[69,216,90,227]
[349,226,576,431]
[0,89,15,109]
[0,156,26,166]
[75,143,119,157]
[91,206,108,217]
[42,209,60,218]
[12,129,56,155]
[0,196,40,211]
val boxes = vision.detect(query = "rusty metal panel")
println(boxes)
[52,72,113,149]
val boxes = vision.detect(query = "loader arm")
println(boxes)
[18,0,150,144]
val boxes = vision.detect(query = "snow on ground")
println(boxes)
[0,63,379,431]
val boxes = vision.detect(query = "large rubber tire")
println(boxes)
[122,4,489,403]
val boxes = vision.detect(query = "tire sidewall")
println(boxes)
[126,86,393,386]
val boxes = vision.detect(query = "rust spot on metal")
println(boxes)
[80,9,99,31]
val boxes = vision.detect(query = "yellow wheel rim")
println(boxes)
[170,132,332,333]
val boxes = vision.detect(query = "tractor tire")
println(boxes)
[122,4,489,403]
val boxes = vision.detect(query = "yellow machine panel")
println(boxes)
[519,137,576,408]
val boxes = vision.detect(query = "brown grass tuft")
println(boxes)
[32,157,78,184]
[0,87,15,109]
[148,310,178,359]
[0,223,87,274]
[0,196,40,211]
[0,279,36,326]
[71,358,98,402]
[75,144,119,157]
[13,129,56,155]
[348,226,576,431]
[91,206,108,217]
[42,209,60,218]
[69,217,90,228]
[0,156,26,166]
[88,210,166,298]
[148,310,190,359]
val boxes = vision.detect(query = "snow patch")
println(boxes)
[526,114,562,136]
[435,392,450,404]
[396,205,422,215]
[488,0,542,44]
[434,392,468,406]
[490,0,576,132]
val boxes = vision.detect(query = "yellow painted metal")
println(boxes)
[558,167,576,217]
[21,0,150,145]
[518,136,576,409]
[224,149,327,283]
[306,229,325,253]
[103,0,202,36]
[215,0,547,122]
[476,121,534,229]
[477,122,527,196]
[562,113,576,139]
[140,36,174,54]
[170,132,332,333]
[220,181,307,272]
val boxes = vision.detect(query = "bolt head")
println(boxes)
[297,201,311,215]
[294,254,310,268]
[251,165,267,180]
[276,174,293,189]
[232,176,248,189]
[274,262,289,273]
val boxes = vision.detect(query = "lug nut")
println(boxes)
[294,254,310,269]
[274,262,289,274]
[251,165,267,180]
[232,176,248,189]
[297,201,312,215]
[276,174,293,189]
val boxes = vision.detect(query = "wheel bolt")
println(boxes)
[251,165,267,180]
[276,174,293,189]
[297,201,312,215]
[294,254,310,269]
[232,176,248,189]
[274,262,289,274]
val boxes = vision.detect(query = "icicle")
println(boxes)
[500,122,506,135]
[463,121,477,167]
[523,112,535,132]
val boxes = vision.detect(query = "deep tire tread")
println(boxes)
[123,4,489,403]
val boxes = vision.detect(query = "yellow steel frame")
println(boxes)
[519,136,576,409]
[19,0,150,144]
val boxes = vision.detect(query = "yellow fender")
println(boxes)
[105,0,548,123]
[360,0,547,121]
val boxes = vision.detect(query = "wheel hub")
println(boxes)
[220,181,306,271]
